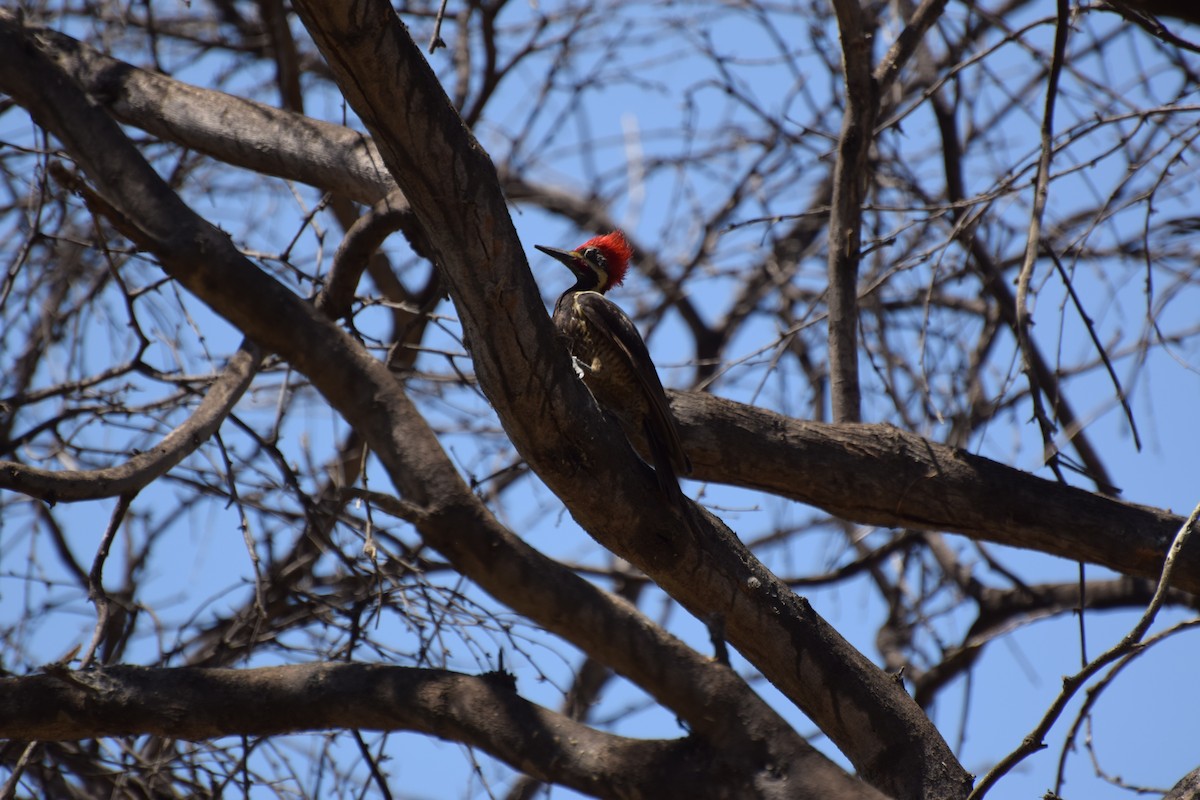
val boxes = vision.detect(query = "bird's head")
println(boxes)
[535,230,633,293]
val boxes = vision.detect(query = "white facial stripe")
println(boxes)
[581,247,609,288]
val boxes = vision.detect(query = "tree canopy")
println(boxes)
[1,2,1199,799]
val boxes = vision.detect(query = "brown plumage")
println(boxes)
[535,231,692,514]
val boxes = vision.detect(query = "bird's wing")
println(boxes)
[573,292,692,475]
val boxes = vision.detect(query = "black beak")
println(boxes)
[534,244,582,273]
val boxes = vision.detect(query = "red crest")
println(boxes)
[577,230,633,290]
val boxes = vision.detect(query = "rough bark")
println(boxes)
[0,663,871,800]
[672,392,1197,594]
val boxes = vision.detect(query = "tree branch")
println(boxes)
[28,25,392,204]
[0,342,262,503]
[0,663,779,800]
[825,0,879,423]
[673,392,1199,593]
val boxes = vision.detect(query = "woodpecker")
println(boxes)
[535,231,692,514]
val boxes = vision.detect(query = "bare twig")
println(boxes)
[429,0,450,52]
[1013,0,1071,482]
[78,492,135,669]
[1053,616,1200,795]
[968,498,1200,800]
[0,336,264,503]
[0,741,40,800]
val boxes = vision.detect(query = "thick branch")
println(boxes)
[29,25,393,204]
[673,392,1198,594]
[0,663,745,800]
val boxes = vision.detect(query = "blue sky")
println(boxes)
[2,2,1199,798]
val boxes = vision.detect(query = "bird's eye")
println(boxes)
[582,247,607,271]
